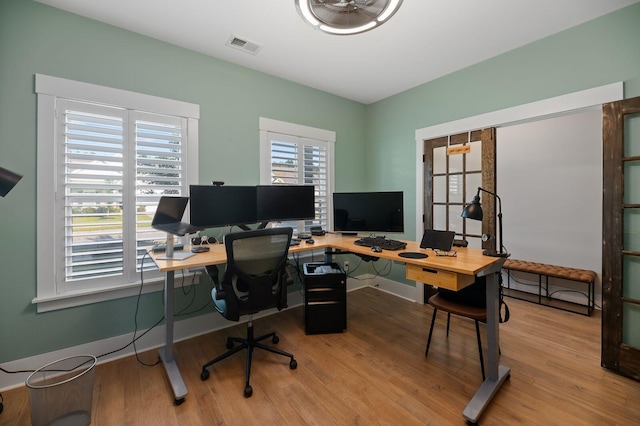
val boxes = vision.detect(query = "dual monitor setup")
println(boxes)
[189,185,316,229]
[152,186,465,260]
[189,185,405,235]
[152,185,406,258]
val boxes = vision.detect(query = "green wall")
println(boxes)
[367,3,640,238]
[1,0,640,363]
[364,3,640,284]
[0,0,367,363]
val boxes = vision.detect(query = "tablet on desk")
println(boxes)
[420,229,455,251]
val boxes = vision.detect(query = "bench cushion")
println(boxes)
[503,259,597,283]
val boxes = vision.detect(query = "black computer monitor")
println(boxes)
[189,185,257,228]
[333,191,404,234]
[256,185,315,223]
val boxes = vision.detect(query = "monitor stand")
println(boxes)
[157,233,195,260]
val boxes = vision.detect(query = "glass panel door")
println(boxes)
[602,97,640,381]
[424,130,496,250]
[622,112,640,349]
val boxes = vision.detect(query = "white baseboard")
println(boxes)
[0,276,415,391]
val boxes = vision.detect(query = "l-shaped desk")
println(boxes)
[150,233,508,424]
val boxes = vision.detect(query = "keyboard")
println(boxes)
[354,236,407,251]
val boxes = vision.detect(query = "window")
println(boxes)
[259,118,335,233]
[35,74,199,312]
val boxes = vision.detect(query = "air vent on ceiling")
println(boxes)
[226,35,263,55]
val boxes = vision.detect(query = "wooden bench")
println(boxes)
[502,259,597,316]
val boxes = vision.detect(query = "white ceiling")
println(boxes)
[35,0,639,104]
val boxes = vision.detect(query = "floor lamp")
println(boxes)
[0,166,22,414]
[461,187,510,258]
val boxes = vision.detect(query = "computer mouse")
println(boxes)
[191,246,210,253]
[306,238,315,244]
[371,245,382,253]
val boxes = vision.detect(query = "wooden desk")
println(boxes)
[150,233,508,424]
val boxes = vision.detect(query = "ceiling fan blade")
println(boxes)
[310,0,387,28]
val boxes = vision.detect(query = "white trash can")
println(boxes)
[26,355,97,426]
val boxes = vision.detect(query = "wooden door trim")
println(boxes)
[602,96,640,380]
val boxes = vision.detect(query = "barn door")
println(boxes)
[602,96,640,380]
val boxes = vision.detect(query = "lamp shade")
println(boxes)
[461,187,509,258]
[461,195,483,221]
[0,166,22,197]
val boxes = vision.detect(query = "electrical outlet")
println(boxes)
[343,260,349,273]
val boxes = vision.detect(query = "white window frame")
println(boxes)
[34,74,199,312]
[259,117,335,233]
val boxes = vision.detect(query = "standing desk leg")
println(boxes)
[158,270,188,404]
[462,271,510,424]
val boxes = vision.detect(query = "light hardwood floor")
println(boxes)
[2,287,639,425]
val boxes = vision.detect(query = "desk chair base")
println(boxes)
[200,319,297,398]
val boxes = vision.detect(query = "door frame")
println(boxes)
[423,129,497,253]
[413,82,623,304]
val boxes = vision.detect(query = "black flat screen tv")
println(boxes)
[256,185,315,223]
[333,191,404,234]
[189,185,257,228]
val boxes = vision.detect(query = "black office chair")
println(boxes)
[424,278,487,380]
[200,227,297,398]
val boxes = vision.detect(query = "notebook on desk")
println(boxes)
[420,229,455,251]
[152,196,202,236]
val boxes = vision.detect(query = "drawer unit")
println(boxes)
[303,263,346,334]
[406,264,475,291]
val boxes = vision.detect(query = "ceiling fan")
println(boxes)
[296,0,403,35]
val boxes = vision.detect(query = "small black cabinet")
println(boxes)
[303,263,347,334]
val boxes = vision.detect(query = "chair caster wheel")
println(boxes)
[272,335,279,344]
[244,385,253,398]
[226,339,234,349]
[174,398,185,406]
[290,358,297,369]
[200,369,210,381]
[467,420,478,426]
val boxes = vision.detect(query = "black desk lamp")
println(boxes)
[0,166,21,414]
[0,167,22,197]
[461,187,510,258]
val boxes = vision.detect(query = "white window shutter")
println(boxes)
[60,101,126,289]
[267,133,330,232]
[56,102,188,292]
[35,74,200,311]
